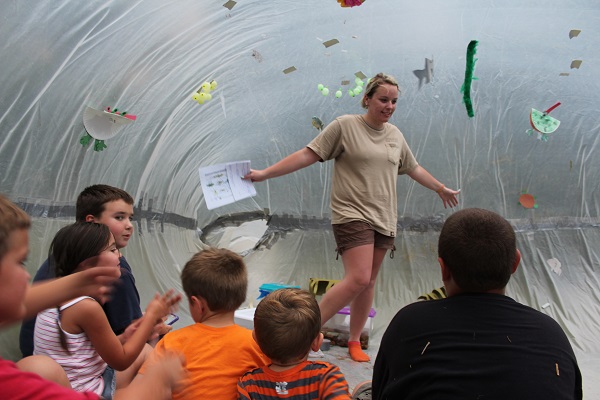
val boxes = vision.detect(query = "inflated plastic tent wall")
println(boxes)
[1,0,599,393]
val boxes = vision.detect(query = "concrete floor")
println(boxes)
[310,343,376,392]
[314,345,598,398]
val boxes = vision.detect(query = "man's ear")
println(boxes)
[511,249,521,274]
[439,257,460,297]
[310,332,324,352]
[439,257,451,282]
[85,215,96,222]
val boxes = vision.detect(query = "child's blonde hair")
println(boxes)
[0,195,31,260]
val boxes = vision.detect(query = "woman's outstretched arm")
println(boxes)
[243,147,321,182]
[407,165,460,209]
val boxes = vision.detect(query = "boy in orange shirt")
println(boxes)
[139,247,269,400]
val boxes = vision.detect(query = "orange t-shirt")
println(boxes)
[140,323,269,400]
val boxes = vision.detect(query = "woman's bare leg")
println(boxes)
[318,244,375,325]
[349,247,387,342]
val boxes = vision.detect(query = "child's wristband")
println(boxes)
[436,184,445,194]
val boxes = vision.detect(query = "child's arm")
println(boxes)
[114,350,186,400]
[75,291,181,371]
[117,316,166,345]
[23,267,119,319]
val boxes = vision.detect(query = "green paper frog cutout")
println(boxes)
[80,132,108,152]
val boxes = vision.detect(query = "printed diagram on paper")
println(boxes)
[198,160,256,210]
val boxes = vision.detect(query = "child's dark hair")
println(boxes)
[51,222,113,278]
[0,194,31,260]
[75,184,134,221]
[254,288,321,364]
[181,247,247,312]
[49,221,113,354]
[438,208,516,292]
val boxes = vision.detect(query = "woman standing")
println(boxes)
[244,73,459,362]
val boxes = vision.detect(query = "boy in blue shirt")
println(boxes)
[19,184,147,357]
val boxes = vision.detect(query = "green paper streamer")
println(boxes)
[461,40,479,118]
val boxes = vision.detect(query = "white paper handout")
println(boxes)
[198,160,256,210]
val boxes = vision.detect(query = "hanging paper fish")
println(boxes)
[311,116,324,132]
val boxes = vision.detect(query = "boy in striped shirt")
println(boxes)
[238,288,351,400]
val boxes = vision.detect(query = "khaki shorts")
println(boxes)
[332,221,395,256]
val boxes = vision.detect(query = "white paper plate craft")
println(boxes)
[81,106,136,151]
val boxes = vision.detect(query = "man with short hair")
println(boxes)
[373,208,582,400]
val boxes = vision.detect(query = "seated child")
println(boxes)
[238,288,351,399]
[33,221,181,398]
[0,194,184,400]
[138,247,269,400]
[20,184,146,358]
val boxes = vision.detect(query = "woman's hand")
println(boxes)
[243,169,268,182]
[437,186,460,209]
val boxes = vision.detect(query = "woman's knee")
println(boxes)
[345,272,372,290]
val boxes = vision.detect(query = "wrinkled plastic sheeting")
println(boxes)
[0,0,599,392]
[1,1,599,224]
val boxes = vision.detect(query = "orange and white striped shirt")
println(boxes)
[238,360,350,399]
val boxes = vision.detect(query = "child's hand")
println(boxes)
[121,316,173,345]
[145,290,182,322]
[155,319,173,336]
[114,350,187,399]
[73,266,121,303]
[119,318,143,344]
